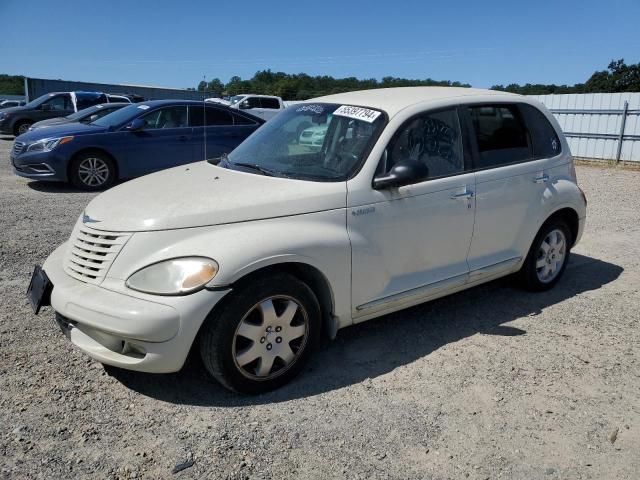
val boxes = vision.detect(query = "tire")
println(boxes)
[69,152,116,191]
[14,121,32,136]
[199,273,321,394]
[519,219,572,291]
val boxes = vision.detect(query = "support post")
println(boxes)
[616,101,629,163]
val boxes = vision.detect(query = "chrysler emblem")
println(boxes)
[82,213,100,224]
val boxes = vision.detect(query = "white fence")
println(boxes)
[530,93,640,163]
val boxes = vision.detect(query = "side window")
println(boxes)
[468,104,531,168]
[76,94,104,110]
[261,98,280,109]
[42,94,73,111]
[519,104,561,158]
[384,108,464,179]
[141,106,188,129]
[190,106,234,126]
[231,112,258,125]
[243,97,262,109]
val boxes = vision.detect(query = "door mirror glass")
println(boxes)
[40,104,52,111]
[239,101,250,110]
[126,118,146,131]
[373,160,429,189]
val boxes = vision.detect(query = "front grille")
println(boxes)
[13,141,25,156]
[63,224,131,285]
[301,131,313,137]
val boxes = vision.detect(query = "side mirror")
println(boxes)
[239,101,251,110]
[40,104,52,111]
[126,118,146,131]
[373,160,429,190]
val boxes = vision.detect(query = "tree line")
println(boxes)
[2,59,638,99]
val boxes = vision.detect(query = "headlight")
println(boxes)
[26,136,73,153]
[0,112,7,120]
[126,257,219,295]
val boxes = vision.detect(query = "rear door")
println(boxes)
[464,103,559,278]
[190,105,256,161]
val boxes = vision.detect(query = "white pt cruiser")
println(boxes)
[30,87,587,394]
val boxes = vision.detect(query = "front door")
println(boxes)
[349,107,476,319]
[117,105,193,177]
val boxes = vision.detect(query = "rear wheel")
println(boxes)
[519,220,572,291]
[69,152,116,191]
[14,121,32,136]
[199,273,321,394]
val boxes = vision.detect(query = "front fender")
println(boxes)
[106,208,352,324]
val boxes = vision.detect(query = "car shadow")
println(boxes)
[1,136,14,142]
[107,253,623,405]
[26,179,125,193]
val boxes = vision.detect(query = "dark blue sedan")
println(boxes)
[11,100,264,190]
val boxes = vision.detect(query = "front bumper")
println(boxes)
[11,149,68,181]
[43,244,230,373]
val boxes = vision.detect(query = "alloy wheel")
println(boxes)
[535,228,567,283]
[78,157,110,187]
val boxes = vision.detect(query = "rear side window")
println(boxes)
[519,104,561,158]
[190,106,234,126]
[261,97,280,109]
[468,104,531,169]
[76,93,107,110]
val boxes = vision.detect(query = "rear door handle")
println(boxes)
[534,174,549,184]
[178,135,189,141]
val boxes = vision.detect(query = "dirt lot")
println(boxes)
[0,136,638,480]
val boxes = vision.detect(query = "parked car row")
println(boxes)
[28,87,587,394]
[11,100,264,189]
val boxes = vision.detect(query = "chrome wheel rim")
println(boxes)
[232,295,309,380]
[18,123,30,135]
[78,157,109,187]
[536,229,567,283]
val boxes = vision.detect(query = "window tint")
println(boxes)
[261,97,280,109]
[42,94,73,111]
[468,105,530,168]
[76,93,107,110]
[141,106,188,129]
[189,106,234,126]
[231,112,258,125]
[383,108,464,179]
[241,97,262,109]
[519,104,561,158]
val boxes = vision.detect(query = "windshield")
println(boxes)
[224,103,386,181]
[229,95,246,105]
[91,104,142,128]
[23,94,54,109]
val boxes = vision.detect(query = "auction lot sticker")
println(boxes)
[333,105,382,123]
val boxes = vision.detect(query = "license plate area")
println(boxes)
[27,265,53,314]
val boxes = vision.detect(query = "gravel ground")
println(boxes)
[1,136,639,480]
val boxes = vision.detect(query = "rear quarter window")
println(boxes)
[519,104,561,158]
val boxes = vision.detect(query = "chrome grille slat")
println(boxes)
[64,224,131,285]
[13,141,25,156]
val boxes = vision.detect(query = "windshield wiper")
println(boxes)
[230,162,280,177]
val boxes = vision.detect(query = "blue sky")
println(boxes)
[1,0,638,89]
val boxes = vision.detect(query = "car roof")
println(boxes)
[308,87,520,117]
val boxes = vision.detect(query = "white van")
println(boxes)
[30,87,586,394]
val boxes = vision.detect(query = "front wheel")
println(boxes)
[519,220,572,291]
[14,121,32,136]
[199,273,321,394]
[69,152,116,191]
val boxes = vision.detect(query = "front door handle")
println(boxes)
[178,135,189,141]
[450,191,474,200]
[534,174,549,184]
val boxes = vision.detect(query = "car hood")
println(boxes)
[16,122,107,142]
[0,106,25,115]
[84,161,347,232]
